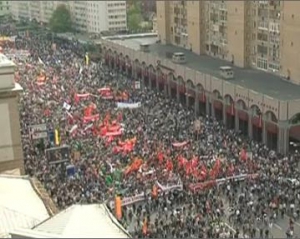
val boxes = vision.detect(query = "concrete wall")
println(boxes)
[280,1,300,84]
[102,40,300,123]
[156,1,171,44]
[0,92,24,174]
[0,65,15,89]
[227,2,246,67]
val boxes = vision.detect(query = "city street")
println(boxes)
[124,196,300,237]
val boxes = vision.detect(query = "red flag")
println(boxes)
[84,106,93,117]
[44,108,50,117]
[240,149,247,161]
[191,156,198,168]
[104,112,111,125]
[185,161,193,175]
[178,155,188,167]
[199,164,208,180]
[142,218,148,235]
[74,93,79,103]
[166,160,173,171]
[157,152,164,163]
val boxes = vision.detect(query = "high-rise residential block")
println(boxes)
[9,1,127,34]
[157,1,300,84]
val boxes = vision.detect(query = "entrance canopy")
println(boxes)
[0,175,50,237]
[10,204,130,238]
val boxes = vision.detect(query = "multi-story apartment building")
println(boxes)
[157,1,300,84]
[86,1,127,33]
[0,1,10,17]
[9,1,127,34]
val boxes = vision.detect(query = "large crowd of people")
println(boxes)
[1,28,300,238]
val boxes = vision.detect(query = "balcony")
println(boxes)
[258,1,268,5]
[269,34,280,45]
[219,3,226,11]
[269,22,280,34]
[220,38,228,46]
[257,21,268,31]
[213,24,219,32]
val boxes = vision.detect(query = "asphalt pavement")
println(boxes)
[273,215,300,238]
[223,202,300,238]
[125,199,300,238]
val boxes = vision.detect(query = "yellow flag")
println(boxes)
[85,54,89,66]
[55,129,60,145]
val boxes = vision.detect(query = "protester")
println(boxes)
[3,31,300,238]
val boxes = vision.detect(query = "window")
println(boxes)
[269,22,279,33]
[269,34,280,44]
[220,13,227,21]
[257,45,268,55]
[258,20,268,30]
[257,58,268,70]
[268,63,280,71]
[257,32,268,41]
[269,47,279,58]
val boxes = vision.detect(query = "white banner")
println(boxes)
[108,179,183,208]
[116,102,141,109]
[156,180,183,193]
[134,81,140,89]
[63,102,71,111]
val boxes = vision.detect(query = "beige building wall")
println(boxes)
[280,1,300,84]
[0,56,24,174]
[157,1,300,84]
[102,38,300,121]
[186,1,201,54]
[157,1,171,44]
[9,1,126,34]
[226,2,246,67]
[0,94,24,174]
[0,1,10,17]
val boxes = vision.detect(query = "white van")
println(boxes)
[219,66,234,79]
[172,52,186,64]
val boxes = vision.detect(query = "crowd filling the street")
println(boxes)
[1,28,300,238]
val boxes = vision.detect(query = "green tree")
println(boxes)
[127,2,143,32]
[128,13,143,32]
[49,4,72,33]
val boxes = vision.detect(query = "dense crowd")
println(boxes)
[2,29,300,238]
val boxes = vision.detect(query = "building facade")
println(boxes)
[101,33,300,155]
[157,1,300,84]
[0,54,24,174]
[9,1,127,33]
[0,1,10,17]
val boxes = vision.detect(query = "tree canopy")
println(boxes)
[127,1,143,32]
[49,4,72,33]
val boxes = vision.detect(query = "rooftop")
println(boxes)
[15,204,130,238]
[0,82,23,93]
[0,53,15,68]
[0,175,50,237]
[110,36,300,100]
